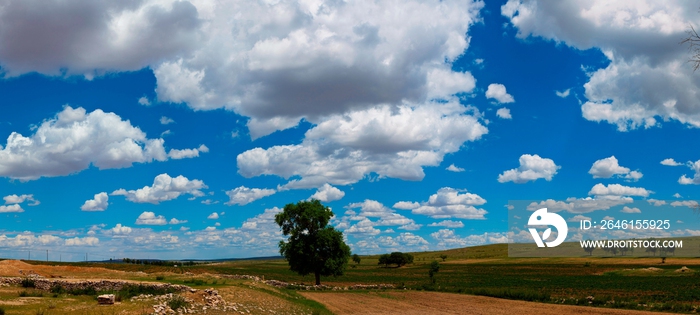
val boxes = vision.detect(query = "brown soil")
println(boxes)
[0,260,136,279]
[300,291,674,315]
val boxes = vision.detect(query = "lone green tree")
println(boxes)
[352,254,361,265]
[275,199,351,285]
[428,261,440,284]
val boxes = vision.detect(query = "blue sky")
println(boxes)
[1,0,700,261]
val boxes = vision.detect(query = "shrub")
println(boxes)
[50,284,66,294]
[0,307,5,315]
[167,295,189,310]
[378,252,414,267]
[21,278,36,288]
[156,276,165,280]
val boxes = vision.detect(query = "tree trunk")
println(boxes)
[315,271,321,286]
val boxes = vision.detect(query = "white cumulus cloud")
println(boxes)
[0,106,201,180]
[496,108,512,119]
[588,156,643,181]
[237,102,488,189]
[485,83,514,103]
[395,187,487,219]
[3,194,39,206]
[309,184,345,202]
[112,173,206,204]
[135,211,167,225]
[80,192,109,211]
[225,186,276,206]
[502,0,700,131]
[498,154,560,184]
[679,160,700,185]
[661,158,682,166]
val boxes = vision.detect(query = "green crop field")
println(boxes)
[12,244,700,313]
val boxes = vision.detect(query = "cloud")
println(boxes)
[237,101,488,189]
[393,201,420,210]
[0,204,23,213]
[446,164,465,172]
[112,173,207,204]
[169,218,187,225]
[673,193,682,198]
[661,158,682,166]
[428,220,465,228]
[309,184,345,202]
[80,192,109,211]
[151,0,484,138]
[138,97,151,106]
[671,200,699,208]
[621,206,641,213]
[679,160,700,185]
[396,187,487,219]
[588,183,652,198]
[527,197,632,214]
[207,212,219,220]
[160,116,175,125]
[430,229,506,248]
[647,199,666,206]
[588,156,642,181]
[0,0,202,78]
[3,194,39,206]
[338,200,419,236]
[555,89,570,98]
[485,83,514,103]
[497,154,560,183]
[661,158,683,166]
[568,215,591,222]
[224,186,276,206]
[0,107,201,180]
[64,236,99,247]
[496,108,512,119]
[135,211,167,225]
[502,1,700,131]
[110,224,132,235]
[167,144,209,159]
[345,219,381,236]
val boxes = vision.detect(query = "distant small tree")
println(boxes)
[583,243,595,256]
[352,254,361,265]
[439,254,447,262]
[276,200,351,285]
[428,261,440,284]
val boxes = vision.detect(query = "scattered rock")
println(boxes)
[97,294,115,305]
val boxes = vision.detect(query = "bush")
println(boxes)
[378,252,414,267]
[156,276,165,281]
[0,307,5,315]
[167,295,189,310]
[50,284,66,294]
[21,278,36,288]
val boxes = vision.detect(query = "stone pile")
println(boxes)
[264,279,394,291]
[0,277,192,293]
[145,288,241,315]
[97,294,115,305]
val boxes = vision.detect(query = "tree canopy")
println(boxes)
[275,199,351,285]
[378,252,414,267]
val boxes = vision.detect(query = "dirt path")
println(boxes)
[300,291,673,315]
